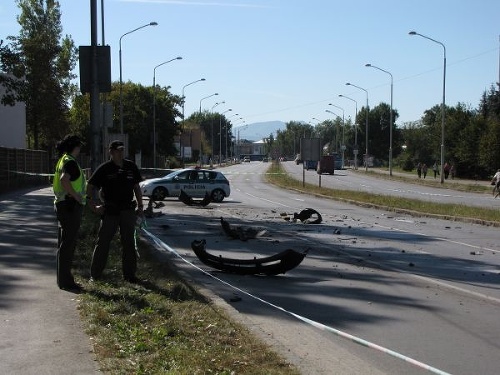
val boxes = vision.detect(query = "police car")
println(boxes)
[140,168,231,202]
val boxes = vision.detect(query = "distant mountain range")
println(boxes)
[233,121,287,141]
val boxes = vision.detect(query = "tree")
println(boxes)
[70,81,182,161]
[6,0,78,150]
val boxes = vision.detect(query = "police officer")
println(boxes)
[86,140,144,282]
[53,134,86,292]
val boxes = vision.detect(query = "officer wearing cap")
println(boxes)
[53,134,86,292]
[86,140,144,283]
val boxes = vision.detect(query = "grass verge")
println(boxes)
[266,162,500,226]
[74,209,299,375]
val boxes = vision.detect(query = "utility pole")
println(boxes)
[90,0,101,171]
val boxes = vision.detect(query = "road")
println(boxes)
[143,162,500,375]
[280,162,500,210]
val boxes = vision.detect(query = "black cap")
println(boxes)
[109,140,125,150]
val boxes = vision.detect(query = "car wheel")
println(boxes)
[211,189,225,203]
[152,187,168,201]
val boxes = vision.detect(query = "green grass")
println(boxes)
[265,163,500,226]
[74,209,299,375]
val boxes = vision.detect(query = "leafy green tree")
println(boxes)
[69,81,182,161]
[6,0,78,150]
[0,40,24,105]
[478,86,500,176]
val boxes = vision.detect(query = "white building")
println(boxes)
[0,74,26,148]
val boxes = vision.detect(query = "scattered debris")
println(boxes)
[179,190,211,207]
[144,199,165,218]
[190,239,308,275]
[293,208,323,224]
[220,217,267,241]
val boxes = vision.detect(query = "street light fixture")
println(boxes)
[409,30,446,183]
[325,109,340,155]
[339,94,358,169]
[182,78,206,120]
[226,113,239,160]
[152,56,182,169]
[210,101,225,161]
[346,82,369,171]
[179,79,205,165]
[199,93,218,113]
[329,103,345,168]
[219,109,232,165]
[119,21,158,134]
[365,63,393,176]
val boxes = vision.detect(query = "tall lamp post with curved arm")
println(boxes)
[409,30,446,183]
[346,83,369,171]
[325,109,340,158]
[152,56,182,169]
[329,103,345,168]
[182,78,205,120]
[179,78,206,165]
[226,113,239,161]
[366,63,393,176]
[210,101,225,161]
[219,109,232,165]
[199,93,218,113]
[339,94,358,169]
[119,21,158,134]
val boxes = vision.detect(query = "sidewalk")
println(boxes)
[0,186,100,374]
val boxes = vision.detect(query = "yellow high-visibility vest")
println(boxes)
[53,154,86,204]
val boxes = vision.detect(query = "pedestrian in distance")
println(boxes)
[444,162,450,179]
[53,134,86,292]
[491,169,500,197]
[422,163,428,179]
[432,161,439,179]
[450,165,456,180]
[86,140,144,283]
[416,162,422,178]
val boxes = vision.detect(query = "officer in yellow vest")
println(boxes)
[53,134,86,292]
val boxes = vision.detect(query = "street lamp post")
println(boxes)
[339,94,358,169]
[329,103,345,168]
[199,93,218,113]
[180,78,206,166]
[119,21,158,135]
[152,56,182,169]
[409,30,446,183]
[346,83,369,171]
[211,101,225,162]
[219,109,232,165]
[226,113,239,161]
[325,109,340,156]
[365,63,393,176]
[182,78,206,121]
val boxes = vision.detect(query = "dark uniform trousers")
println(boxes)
[56,200,83,287]
[90,208,137,279]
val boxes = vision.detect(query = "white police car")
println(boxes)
[140,168,230,202]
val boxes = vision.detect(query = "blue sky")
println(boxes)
[1,0,499,136]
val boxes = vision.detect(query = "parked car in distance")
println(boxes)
[139,168,230,202]
[304,160,318,170]
[243,156,251,162]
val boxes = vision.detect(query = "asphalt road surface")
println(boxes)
[143,162,500,375]
[280,162,500,210]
